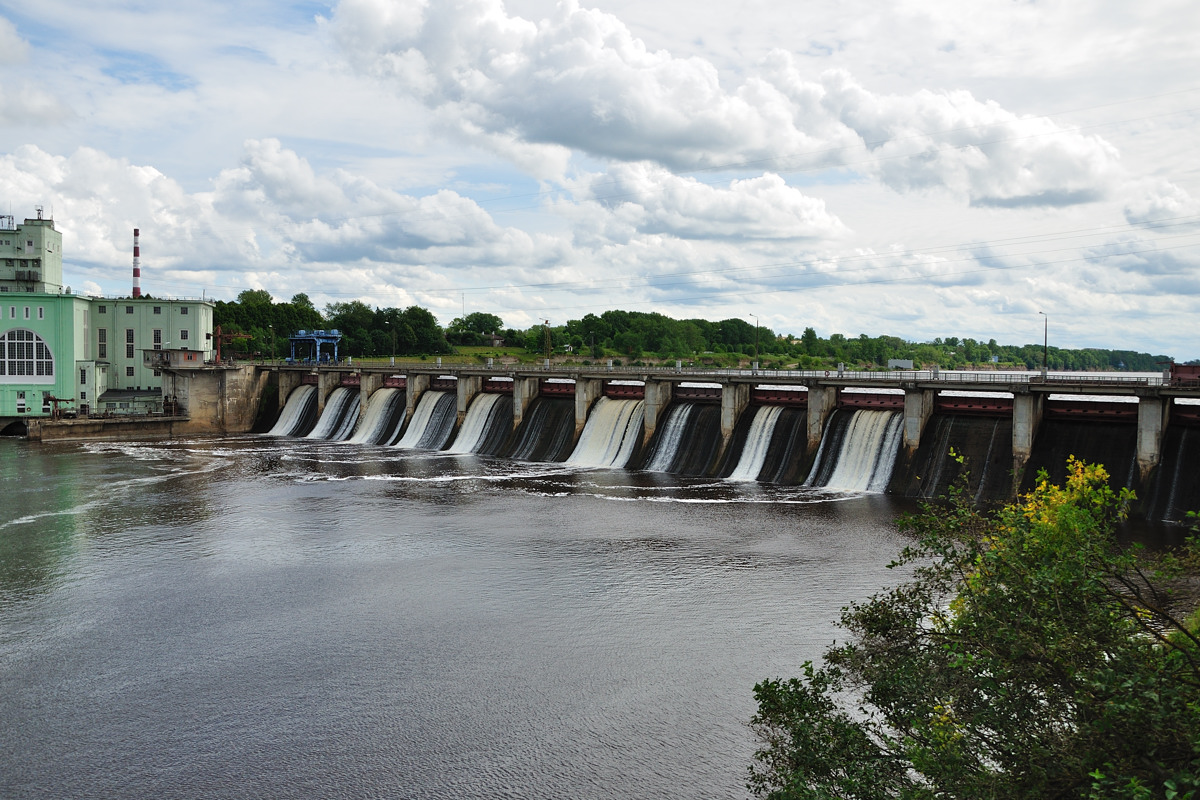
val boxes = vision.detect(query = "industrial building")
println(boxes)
[0,209,213,433]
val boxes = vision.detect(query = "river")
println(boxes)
[0,435,909,799]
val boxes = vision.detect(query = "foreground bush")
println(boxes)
[751,459,1200,800]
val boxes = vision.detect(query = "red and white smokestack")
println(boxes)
[132,227,142,298]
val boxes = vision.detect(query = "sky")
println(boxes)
[0,0,1197,359]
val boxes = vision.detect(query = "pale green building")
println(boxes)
[0,211,214,433]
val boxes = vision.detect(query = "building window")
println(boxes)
[126,366,135,377]
[153,306,161,314]
[23,307,29,319]
[99,305,107,314]
[153,370,161,377]
[180,306,189,315]
[80,390,86,400]
[126,344,134,359]
[180,329,189,341]
[8,307,14,318]
[126,329,134,344]
[98,343,107,359]
[126,306,133,314]
[80,368,86,385]
[37,307,43,319]
[153,329,162,345]
[0,328,54,378]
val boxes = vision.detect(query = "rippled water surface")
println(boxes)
[0,436,910,799]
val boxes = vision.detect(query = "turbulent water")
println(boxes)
[0,434,909,800]
[267,384,316,437]
[808,409,905,492]
[306,386,360,441]
[447,392,502,454]
[728,406,784,482]
[567,397,645,468]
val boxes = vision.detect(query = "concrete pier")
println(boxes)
[903,389,935,453]
[720,383,749,442]
[642,379,673,445]
[405,374,430,429]
[807,385,837,453]
[278,370,304,412]
[1136,393,1168,482]
[574,379,602,440]
[456,376,482,427]
[360,372,383,419]
[1012,391,1044,483]
[513,377,539,430]
[317,370,340,416]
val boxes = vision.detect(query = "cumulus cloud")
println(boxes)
[571,162,848,240]
[0,141,553,296]
[329,0,1121,207]
[1123,180,1200,228]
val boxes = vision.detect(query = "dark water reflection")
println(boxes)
[1,436,913,799]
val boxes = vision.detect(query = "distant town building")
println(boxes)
[0,210,213,430]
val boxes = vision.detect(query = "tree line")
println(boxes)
[213,291,1179,370]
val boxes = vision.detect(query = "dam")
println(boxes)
[255,362,1200,523]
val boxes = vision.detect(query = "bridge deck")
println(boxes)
[268,364,1200,399]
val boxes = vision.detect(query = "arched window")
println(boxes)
[0,328,55,383]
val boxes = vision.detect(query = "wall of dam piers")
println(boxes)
[26,362,1200,523]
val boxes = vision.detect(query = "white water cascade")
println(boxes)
[394,391,447,449]
[566,398,645,468]
[811,409,904,492]
[266,385,315,437]
[306,387,359,440]
[447,393,501,454]
[644,404,694,472]
[348,388,400,445]
[727,405,784,482]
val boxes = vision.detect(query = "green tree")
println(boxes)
[750,459,1200,800]
[236,288,273,307]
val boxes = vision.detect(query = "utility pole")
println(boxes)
[543,319,552,361]
[1039,311,1048,377]
[749,313,760,366]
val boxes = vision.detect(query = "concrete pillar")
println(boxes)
[1136,393,1168,482]
[1012,392,1044,484]
[277,369,303,411]
[575,379,602,439]
[513,377,540,430]
[642,379,673,445]
[807,384,837,453]
[360,371,383,419]
[317,369,340,416]
[720,383,750,442]
[457,375,482,426]
[405,373,430,428]
[903,389,935,453]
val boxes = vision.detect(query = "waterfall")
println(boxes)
[348,388,401,445]
[727,405,783,482]
[305,387,359,440]
[807,409,903,492]
[644,404,694,472]
[266,385,317,437]
[447,393,502,453]
[394,391,457,450]
[509,398,576,462]
[566,398,645,468]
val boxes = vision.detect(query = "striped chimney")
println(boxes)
[132,227,142,298]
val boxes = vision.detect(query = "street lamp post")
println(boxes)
[1038,312,1048,377]
[749,313,759,371]
[268,324,275,363]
